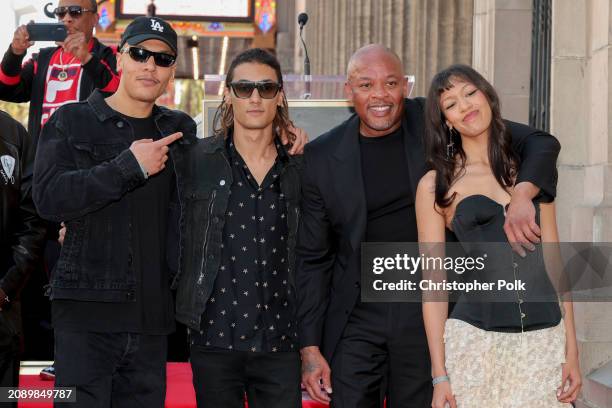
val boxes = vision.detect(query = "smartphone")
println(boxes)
[26,23,68,42]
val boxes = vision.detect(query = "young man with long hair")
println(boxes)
[171,48,303,408]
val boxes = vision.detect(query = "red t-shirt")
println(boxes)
[40,40,94,126]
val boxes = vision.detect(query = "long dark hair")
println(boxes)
[424,64,518,208]
[212,48,295,143]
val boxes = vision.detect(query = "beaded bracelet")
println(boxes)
[432,375,450,386]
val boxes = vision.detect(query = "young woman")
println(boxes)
[416,64,581,408]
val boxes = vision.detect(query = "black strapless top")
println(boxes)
[449,195,561,332]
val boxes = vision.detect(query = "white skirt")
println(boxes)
[444,318,570,408]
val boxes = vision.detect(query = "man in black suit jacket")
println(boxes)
[296,44,560,407]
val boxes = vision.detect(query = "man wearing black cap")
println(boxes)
[33,17,191,407]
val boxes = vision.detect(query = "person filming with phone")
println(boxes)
[0,0,120,142]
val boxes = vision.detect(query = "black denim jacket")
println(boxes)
[33,90,196,303]
[170,134,303,330]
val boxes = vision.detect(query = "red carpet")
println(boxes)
[18,363,329,407]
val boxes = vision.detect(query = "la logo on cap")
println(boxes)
[150,19,164,32]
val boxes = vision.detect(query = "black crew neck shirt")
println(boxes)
[359,128,417,242]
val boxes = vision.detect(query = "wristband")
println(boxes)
[432,375,450,386]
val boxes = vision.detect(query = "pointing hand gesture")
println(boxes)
[129,132,183,177]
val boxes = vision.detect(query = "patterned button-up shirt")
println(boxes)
[191,136,298,352]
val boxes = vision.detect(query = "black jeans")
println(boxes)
[330,302,432,408]
[0,350,19,408]
[54,330,167,408]
[190,346,301,408]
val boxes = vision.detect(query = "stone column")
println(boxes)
[472,0,533,122]
[551,1,612,407]
[275,0,296,73]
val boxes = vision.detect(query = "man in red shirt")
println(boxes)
[0,0,119,140]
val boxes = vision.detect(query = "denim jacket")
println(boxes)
[33,90,197,302]
[170,134,302,330]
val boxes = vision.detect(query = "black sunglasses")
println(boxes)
[229,81,282,99]
[54,5,96,19]
[124,47,176,68]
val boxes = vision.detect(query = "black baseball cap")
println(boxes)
[120,16,177,54]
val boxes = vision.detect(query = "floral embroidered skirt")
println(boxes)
[444,318,569,407]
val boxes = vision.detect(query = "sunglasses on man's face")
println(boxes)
[54,5,96,19]
[124,47,177,68]
[229,81,282,99]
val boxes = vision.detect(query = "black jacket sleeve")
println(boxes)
[295,147,335,348]
[33,111,146,222]
[0,117,46,299]
[81,45,120,93]
[0,47,36,103]
[507,120,561,202]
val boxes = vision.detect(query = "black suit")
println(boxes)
[295,98,560,407]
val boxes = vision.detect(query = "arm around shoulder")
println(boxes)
[508,121,561,202]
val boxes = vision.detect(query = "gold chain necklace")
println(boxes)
[57,49,77,81]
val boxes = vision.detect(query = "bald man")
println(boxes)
[295,44,561,407]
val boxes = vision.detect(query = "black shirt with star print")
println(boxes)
[191,136,298,352]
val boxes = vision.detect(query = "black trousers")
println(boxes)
[54,330,167,408]
[190,346,301,408]
[330,302,432,408]
[0,302,22,408]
